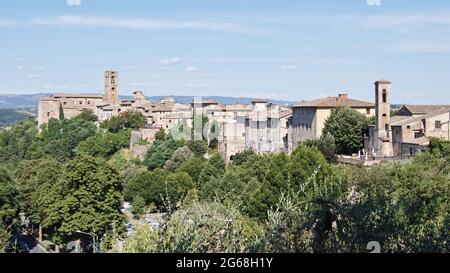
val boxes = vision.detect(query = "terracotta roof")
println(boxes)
[252,99,268,104]
[53,93,103,99]
[391,107,450,126]
[388,115,410,125]
[280,109,293,118]
[375,80,392,85]
[294,94,374,108]
[399,105,450,115]
[191,99,218,105]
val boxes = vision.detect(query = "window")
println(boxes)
[366,108,371,115]
[407,125,411,130]
[47,112,50,117]
[435,120,442,129]
[382,90,387,103]
[63,102,67,105]
[267,118,272,128]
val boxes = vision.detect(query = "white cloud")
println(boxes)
[186,66,199,72]
[122,65,139,70]
[0,19,15,27]
[275,65,297,70]
[367,0,382,6]
[17,65,25,70]
[363,12,450,29]
[160,57,180,65]
[33,66,45,71]
[43,84,69,89]
[17,58,25,62]
[29,15,258,34]
[28,74,40,78]
[184,83,207,88]
[66,0,81,6]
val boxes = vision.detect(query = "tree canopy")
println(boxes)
[322,107,371,154]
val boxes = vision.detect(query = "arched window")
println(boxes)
[382,89,387,103]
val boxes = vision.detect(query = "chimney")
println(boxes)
[338,93,348,100]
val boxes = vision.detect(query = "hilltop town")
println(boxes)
[38,71,450,162]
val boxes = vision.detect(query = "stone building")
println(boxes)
[38,93,103,128]
[290,93,375,151]
[38,71,193,132]
[188,98,292,160]
[244,100,291,154]
[365,80,450,158]
[38,70,296,161]
[38,71,122,128]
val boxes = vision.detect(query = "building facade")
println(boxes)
[290,93,375,152]
[38,71,293,161]
[365,80,450,158]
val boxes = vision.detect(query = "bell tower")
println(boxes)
[104,71,119,101]
[374,80,392,156]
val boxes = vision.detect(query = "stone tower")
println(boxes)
[104,71,119,101]
[374,80,392,157]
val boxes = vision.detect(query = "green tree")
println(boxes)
[123,168,168,209]
[164,146,195,172]
[0,118,39,168]
[177,157,207,185]
[75,130,131,159]
[35,115,97,161]
[42,155,124,245]
[101,110,147,133]
[145,135,184,170]
[14,159,63,241]
[158,202,264,253]
[76,109,98,122]
[123,226,159,253]
[0,167,19,251]
[132,196,146,218]
[186,140,208,157]
[322,107,371,154]
[164,172,195,210]
[304,133,338,163]
[198,152,226,188]
[154,128,166,141]
[59,103,65,121]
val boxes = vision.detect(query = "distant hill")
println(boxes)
[0,108,37,128]
[0,93,296,109]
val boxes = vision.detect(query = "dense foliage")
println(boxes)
[0,167,19,251]
[0,113,448,253]
[322,107,371,154]
[100,110,147,133]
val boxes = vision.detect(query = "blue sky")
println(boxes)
[1,0,449,104]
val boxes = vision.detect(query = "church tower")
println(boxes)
[104,71,119,101]
[374,80,392,157]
